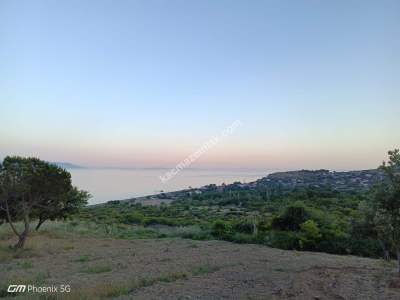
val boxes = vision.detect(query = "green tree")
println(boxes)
[35,186,90,230]
[0,156,90,248]
[299,220,322,250]
[372,149,400,272]
[271,202,309,231]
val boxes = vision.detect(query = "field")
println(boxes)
[1,222,400,300]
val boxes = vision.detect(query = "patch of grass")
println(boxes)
[0,231,14,241]
[130,272,188,290]
[71,272,188,299]
[35,271,50,284]
[18,261,33,269]
[159,257,172,262]
[0,286,10,298]
[0,245,13,262]
[158,272,188,283]
[0,244,39,261]
[65,283,129,300]
[92,283,130,298]
[5,265,13,271]
[40,229,65,239]
[63,245,75,251]
[82,264,112,274]
[274,267,285,272]
[378,258,396,268]
[75,255,90,263]
[191,264,222,276]
[13,248,40,259]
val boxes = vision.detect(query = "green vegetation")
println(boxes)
[191,264,222,276]
[0,156,90,248]
[74,150,400,265]
[370,149,400,272]
[82,272,189,298]
[18,260,33,269]
[82,264,112,274]
[78,184,379,257]
[75,254,90,262]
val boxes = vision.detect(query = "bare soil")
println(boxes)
[1,234,399,299]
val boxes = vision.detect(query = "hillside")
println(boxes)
[256,169,385,192]
[118,169,386,206]
[0,225,399,300]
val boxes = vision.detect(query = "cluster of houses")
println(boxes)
[183,169,386,195]
[256,169,385,192]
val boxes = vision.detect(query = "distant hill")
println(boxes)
[117,169,387,206]
[255,169,385,192]
[52,162,85,169]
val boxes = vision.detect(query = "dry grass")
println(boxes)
[1,221,400,300]
[81,264,112,274]
[26,272,190,300]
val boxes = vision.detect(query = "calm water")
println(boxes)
[69,168,270,205]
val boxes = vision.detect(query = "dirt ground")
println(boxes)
[1,234,399,300]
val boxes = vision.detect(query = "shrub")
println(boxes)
[265,230,300,250]
[232,220,254,234]
[230,232,256,244]
[299,220,322,250]
[211,220,232,239]
[121,212,144,225]
[142,217,176,226]
[271,202,309,231]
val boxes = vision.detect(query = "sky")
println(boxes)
[1,0,399,171]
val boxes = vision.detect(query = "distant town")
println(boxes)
[114,169,386,206]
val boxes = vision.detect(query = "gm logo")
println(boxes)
[7,285,26,293]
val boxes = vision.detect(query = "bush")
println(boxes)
[230,232,256,244]
[299,220,322,250]
[142,217,176,226]
[265,230,301,250]
[211,220,232,239]
[121,212,143,225]
[232,220,254,234]
[271,202,309,231]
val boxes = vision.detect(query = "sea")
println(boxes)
[69,168,270,205]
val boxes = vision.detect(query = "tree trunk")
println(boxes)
[14,214,30,249]
[253,217,258,236]
[4,198,20,238]
[14,231,28,249]
[35,217,46,231]
[384,249,390,261]
[380,241,390,261]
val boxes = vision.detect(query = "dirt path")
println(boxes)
[0,235,399,299]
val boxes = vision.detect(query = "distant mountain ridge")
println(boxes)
[52,162,85,169]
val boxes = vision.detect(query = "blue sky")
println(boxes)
[1,0,399,170]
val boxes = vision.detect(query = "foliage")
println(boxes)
[211,220,232,239]
[271,202,308,231]
[0,156,89,248]
[370,149,400,271]
[299,220,321,249]
[68,149,400,261]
